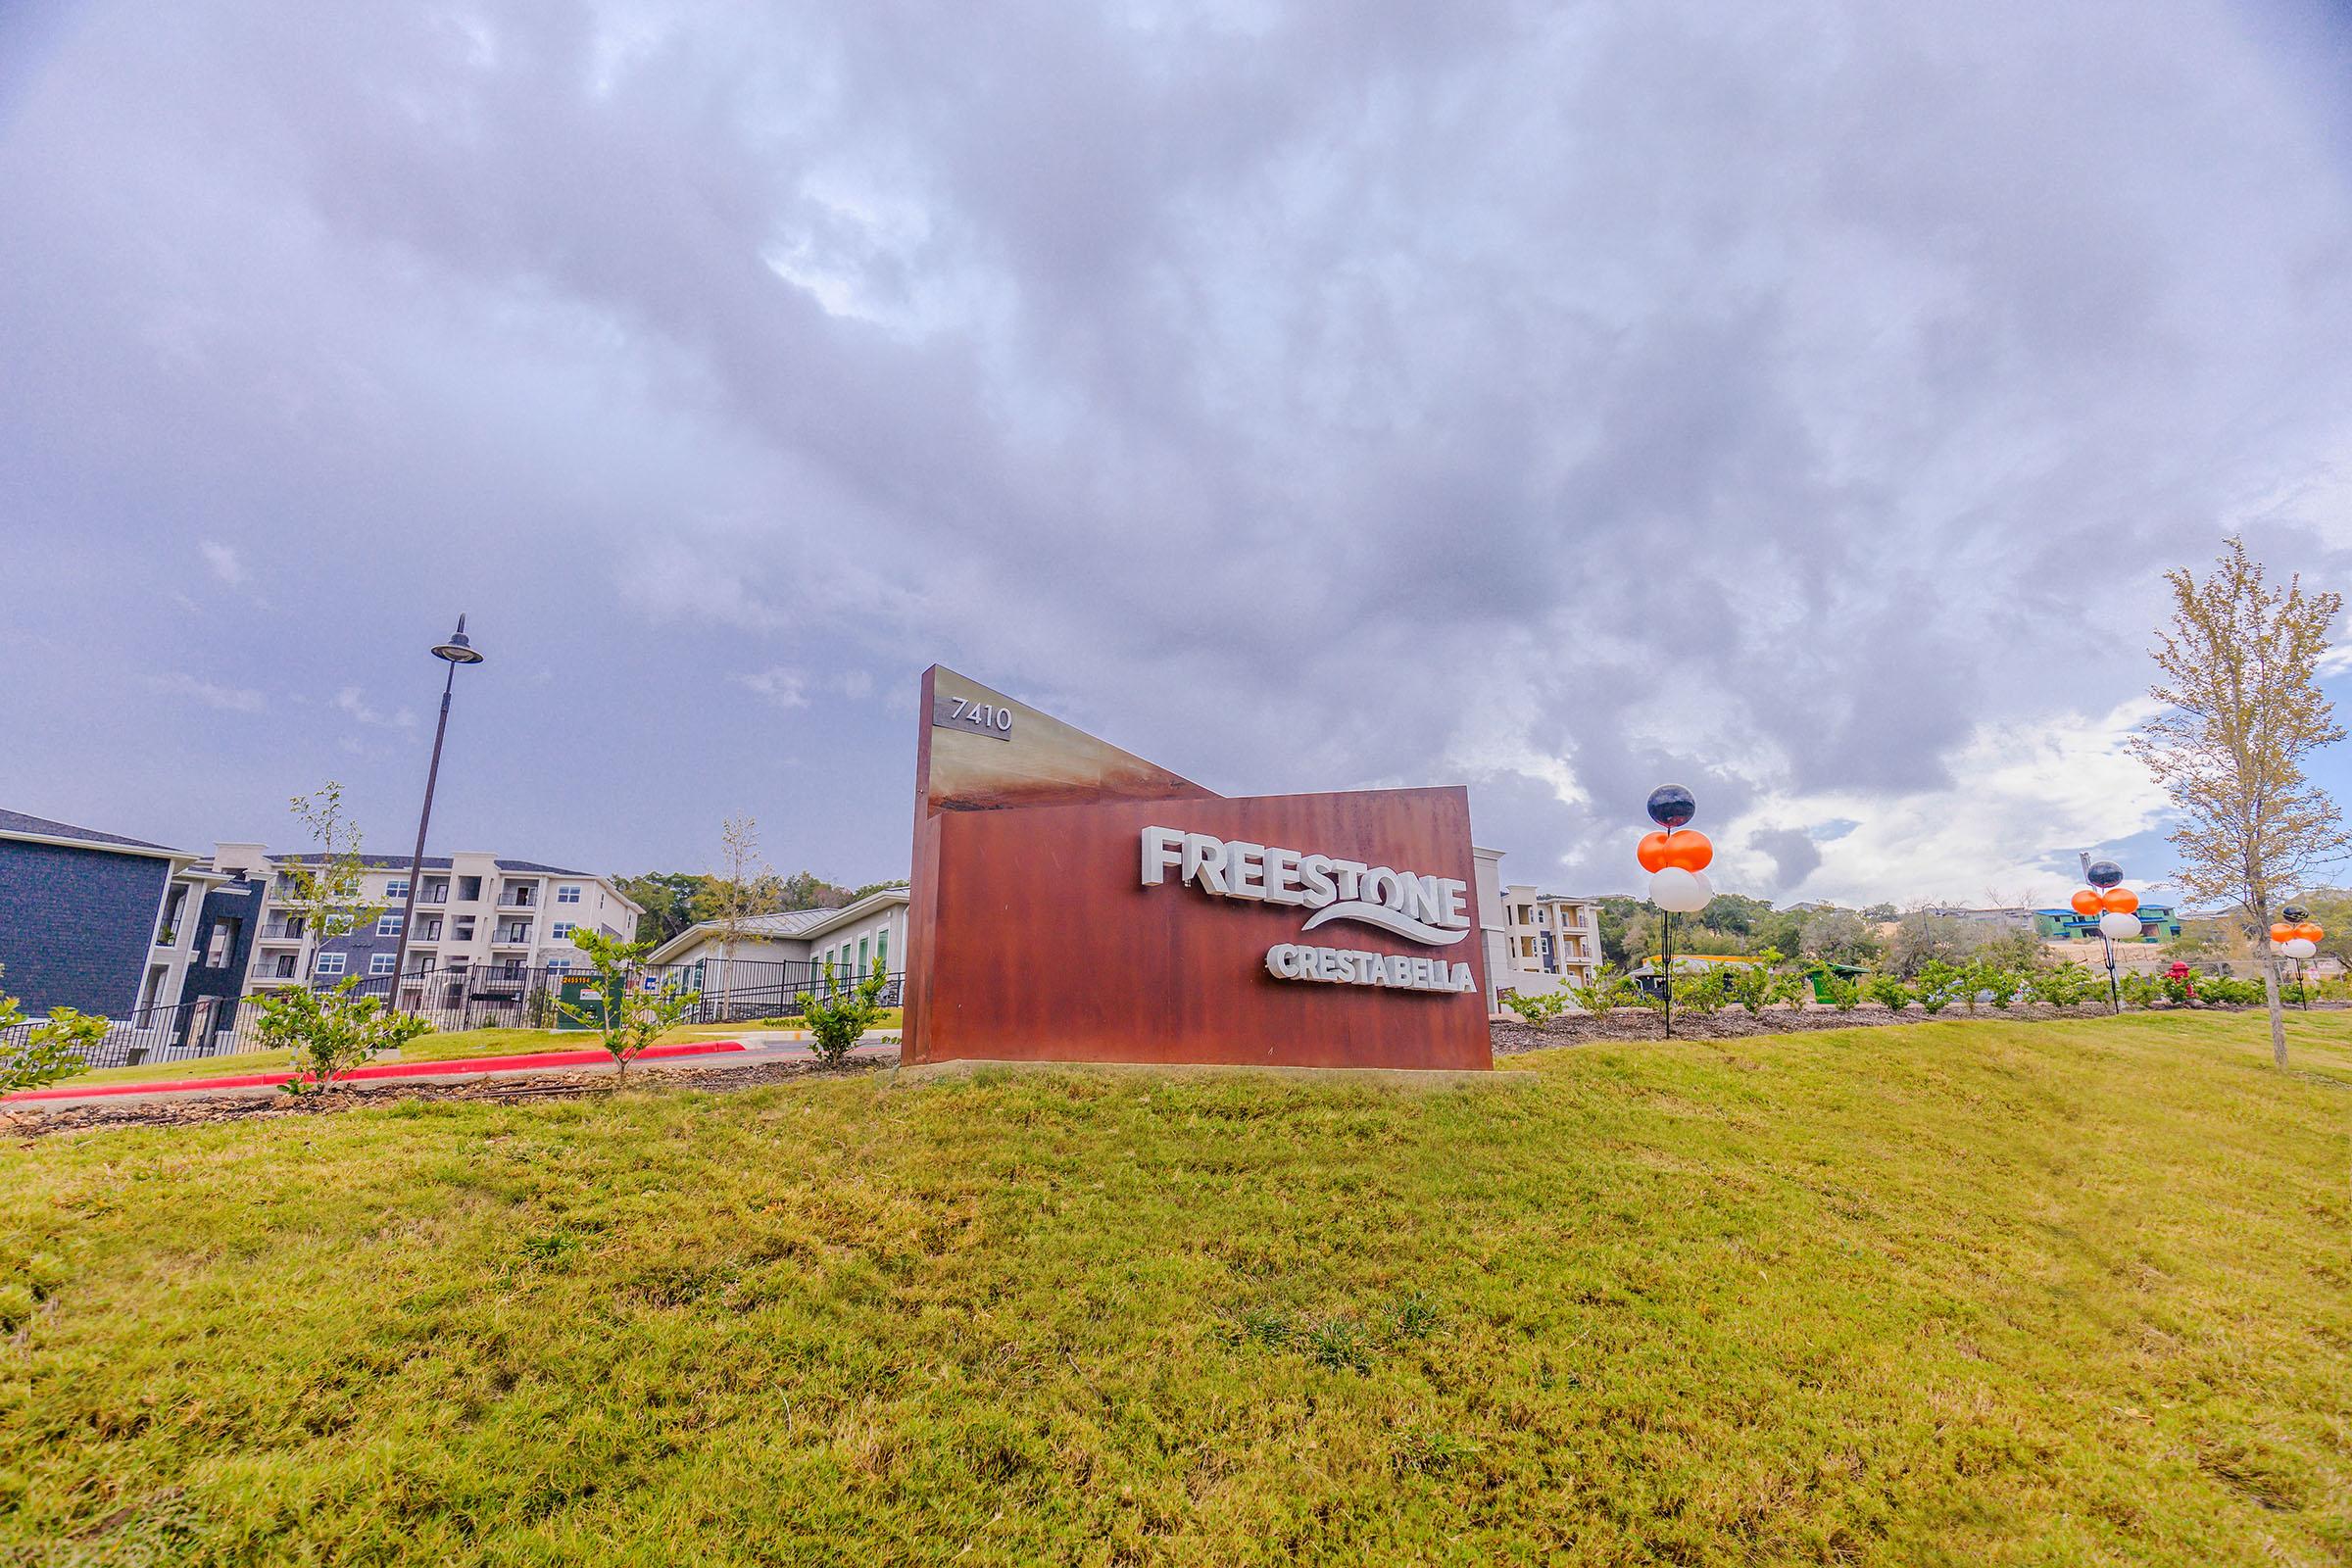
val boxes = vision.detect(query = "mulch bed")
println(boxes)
[2,1052,898,1142]
[1490,999,2347,1054]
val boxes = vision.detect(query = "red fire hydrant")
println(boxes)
[2167,960,2195,1004]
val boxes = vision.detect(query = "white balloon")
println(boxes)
[1650,866,1713,913]
[2283,938,2318,959]
[2097,910,2142,940]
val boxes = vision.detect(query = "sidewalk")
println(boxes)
[4,1033,902,1109]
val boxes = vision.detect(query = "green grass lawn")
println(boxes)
[3,1013,2346,1564]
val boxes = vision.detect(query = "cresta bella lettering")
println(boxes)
[1140,825,1478,996]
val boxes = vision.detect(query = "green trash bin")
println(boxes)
[554,974,605,1031]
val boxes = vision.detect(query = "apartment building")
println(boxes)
[227,847,642,1005]
[1496,883,1604,996]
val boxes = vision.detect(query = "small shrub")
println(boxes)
[251,980,431,1093]
[1676,966,1728,1016]
[804,958,892,1067]
[1915,960,1963,1015]
[1867,975,1913,1011]
[2027,965,2091,1008]
[1501,989,1568,1026]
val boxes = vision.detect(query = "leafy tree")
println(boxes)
[251,982,430,1092]
[612,871,709,946]
[0,969,106,1093]
[278,782,385,981]
[2130,536,2347,1067]
[561,928,701,1081]
[1724,952,1795,1015]
[803,957,891,1067]
[1862,903,1897,923]
[1799,908,1884,967]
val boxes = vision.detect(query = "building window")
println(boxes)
[876,927,888,972]
[547,958,570,974]
[272,954,297,978]
[205,918,238,968]
[454,915,475,941]
[376,913,404,937]
[457,876,482,902]
[552,921,575,939]
[385,877,411,899]
[858,936,871,975]
[557,885,581,905]
[315,952,347,976]
[369,954,397,976]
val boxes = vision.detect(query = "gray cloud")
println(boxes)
[2,0,2348,895]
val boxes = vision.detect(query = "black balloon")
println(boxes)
[2085,859,2123,889]
[2282,904,2308,922]
[1646,784,1696,829]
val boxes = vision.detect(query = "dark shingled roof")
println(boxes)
[270,853,592,876]
[0,808,186,855]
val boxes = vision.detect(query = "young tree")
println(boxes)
[802,956,891,1068]
[2129,537,2347,1067]
[708,816,771,1020]
[241,785,425,1093]
[278,782,386,982]
[561,929,700,1081]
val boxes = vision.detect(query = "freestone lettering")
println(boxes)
[1140,825,1478,996]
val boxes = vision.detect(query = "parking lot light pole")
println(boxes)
[388,616,485,1009]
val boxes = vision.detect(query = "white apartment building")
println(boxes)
[221,845,642,1004]
[1495,883,1604,998]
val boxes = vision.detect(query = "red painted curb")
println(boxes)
[3,1039,749,1102]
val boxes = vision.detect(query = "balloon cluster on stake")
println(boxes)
[2069,860,2143,942]
[2271,906,2324,961]
[1636,785,1714,912]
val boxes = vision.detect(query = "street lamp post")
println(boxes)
[388,615,485,1010]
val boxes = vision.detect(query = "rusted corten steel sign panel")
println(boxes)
[903,665,1493,1071]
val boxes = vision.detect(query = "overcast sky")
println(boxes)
[4,0,2349,906]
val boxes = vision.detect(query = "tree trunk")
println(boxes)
[2262,952,2287,1068]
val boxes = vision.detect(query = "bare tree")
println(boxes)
[710,816,769,1019]
[2128,536,2347,1067]
[280,782,385,982]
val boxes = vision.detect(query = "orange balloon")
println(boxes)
[1661,830,1714,872]
[2271,922,2296,944]
[1636,832,1672,872]
[2294,922,2325,944]
[2099,888,2139,914]
[2071,890,2102,916]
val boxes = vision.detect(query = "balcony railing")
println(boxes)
[492,927,534,946]
[499,893,537,908]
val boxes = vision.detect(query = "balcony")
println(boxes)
[492,925,534,948]
[263,921,308,942]
[153,926,177,949]
[499,892,538,909]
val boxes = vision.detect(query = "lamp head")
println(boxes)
[432,613,485,665]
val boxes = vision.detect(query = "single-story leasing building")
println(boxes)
[646,888,908,1015]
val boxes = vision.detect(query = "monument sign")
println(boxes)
[903,666,1493,1070]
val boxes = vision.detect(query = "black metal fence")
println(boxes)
[0,960,906,1075]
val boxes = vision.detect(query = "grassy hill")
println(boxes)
[3,1013,2346,1565]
